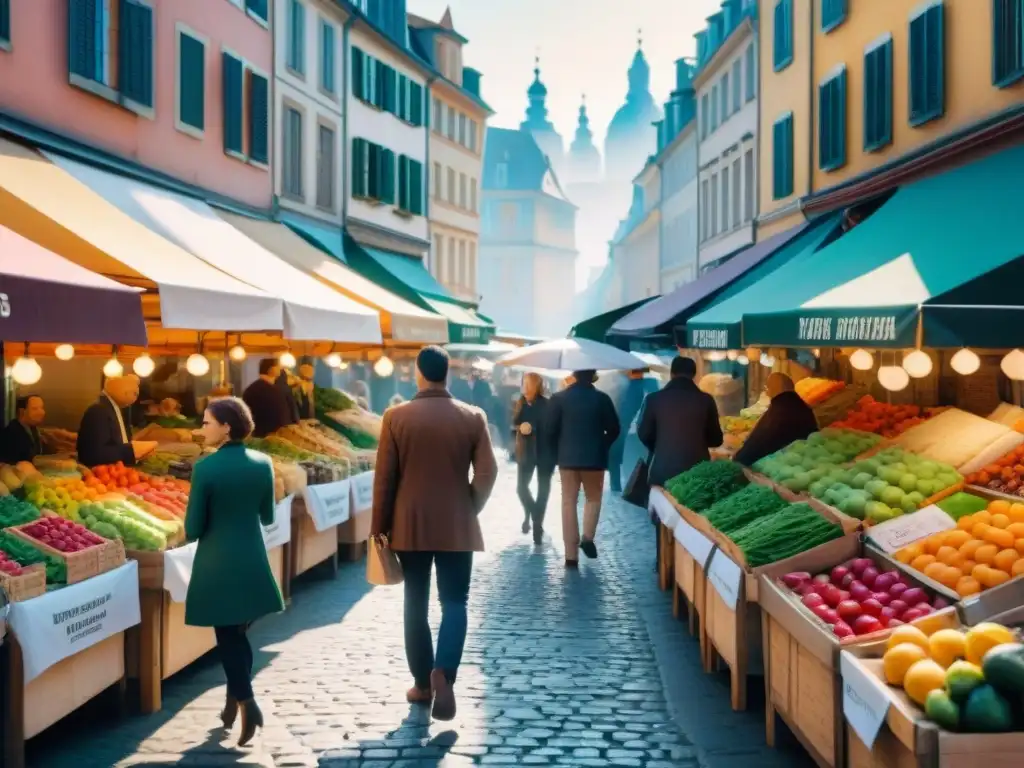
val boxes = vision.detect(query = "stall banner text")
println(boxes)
[8,560,141,682]
[263,494,294,549]
[303,478,352,531]
[350,471,374,515]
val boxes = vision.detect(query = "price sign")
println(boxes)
[674,517,714,568]
[707,550,743,610]
[303,479,352,532]
[163,541,198,603]
[867,504,955,554]
[648,489,674,523]
[350,471,374,514]
[262,495,294,550]
[840,651,891,750]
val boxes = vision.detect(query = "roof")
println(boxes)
[483,127,571,201]
[407,8,468,43]
[339,2,433,78]
[406,24,493,114]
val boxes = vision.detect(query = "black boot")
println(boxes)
[237,698,264,747]
[220,692,238,729]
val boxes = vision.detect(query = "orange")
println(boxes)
[884,643,930,685]
[955,575,982,597]
[974,510,993,525]
[895,547,915,564]
[972,523,994,540]
[975,544,999,564]
[943,530,972,549]
[984,527,1015,549]
[1007,522,1024,539]
[1016,539,1024,556]
[958,514,977,531]
[887,625,931,653]
[1009,502,1024,523]
[965,623,1017,665]
[988,499,1011,516]
[991,513,1012,529]
[942,551,966,570]
[935,546,959,564]
[924,562,947,581]
[983,568,1011,588]
[993,548,1021,573]
[972,564,993,584]
[901,542,925,562]
[1013,559,1024,577]
[924,532,949,554]
[929,629,968,668]
[959,539,984,559]
[937,566,962,589]
[912,554,937,571]
[904,659,948,705]
[961,559,977,573]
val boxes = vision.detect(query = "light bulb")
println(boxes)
[325,352,343,369]
[103,357,124,378]
[706,351,727,362]
[726,350,739,361]
[374,356,395,377]
[11,356,42,386]
[1000,349,1024,381]
[186,353,210,377]
[878,365,910,392]
[228,345,247,363]
[737,356,749,366]
[338,361,349,370]
[54,344,75,361]
[760,353,775,368]
[132,354,156,378]
[951,348,981,376]
[901,350,933,379]
[279,351,297,368]
[812,348,821,358]
[849,349,874,371]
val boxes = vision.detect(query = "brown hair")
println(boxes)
[206,396,255,441]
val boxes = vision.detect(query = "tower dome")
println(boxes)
[520,55,564,171]
[604,31,662,183]
[567,94,602,185]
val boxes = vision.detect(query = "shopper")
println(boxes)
[242,359,293,438]
[734,373,818,467]
[512,373,555,543]
[546,370,620,566]
[371,346,497,721]
[184,397,284,747]
[608,370,649,494]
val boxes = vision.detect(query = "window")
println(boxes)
[433,161,442,198]
[821,0,847,32]
[351,138,396,203]
[286,0,305,75]
[819,66,847,171]
[772,113,794,199]
[457,240,467,287]
[176,28,205,135]
[909,2,945,125]
[864,36,893,151]
[458,113,467,145]
[773,0,793,71]
[743,149,754,222]
[700,179,709,240]
[397,156,424,214]
[68,0,154,111]
[710,174,718,236]
[0,0,10,48]
[316,124,335,209]
[469,119,478,152]
[732,157,741,224]
[447,238,457,279]
[222,52,244,155]
[434,235,444,281]
[732,59,741,112]
[446,167,455,203]
[446,107,455,139]
[994,0,1024,87]
[468,242,477,295]
[721,165,730,231]
[319,19,335,94]
[470,177,478,212]
[433,98,442,132]
[245,0,269,24]
[721,74,729,121]
[459,172,467,208]
[282,107,303,199]
[352,137,369,197]
[248,69,269,164]
[745,44,756,100]
[495,162,508,188]
[700,94,709,137]
[711,85,719,130]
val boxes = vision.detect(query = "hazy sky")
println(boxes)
[407,0,723,146]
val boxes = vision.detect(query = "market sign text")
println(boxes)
[689,328,730,349]
[797,315,898,343]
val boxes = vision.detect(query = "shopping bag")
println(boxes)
[622,456,651,508]
[366,534,403,586]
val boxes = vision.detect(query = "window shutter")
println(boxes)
[67,0,99,81]
[397,75,408,120]
[386,67,398,113]
[321,21,335,93]
[864,40,892,150]
[909,4,945,125]
[119,0,155,108]
[993,0,1024,86]
[398,155,410,210]
[245,0,268,23]
[0,0,10,44]
[818,69,847,170]
[178,33,206,130]
[380,148,396,204]
[288,0,305,74]
[773,0,792,71]
[410,83,423,126]
[368,142,382,199]
[373,60,385,107]
[821,0,847,32]
[248,71,269,164]
[410,160,423,215]
[351,48,365,100]
[351,138,367,197]
[222,52,244,154]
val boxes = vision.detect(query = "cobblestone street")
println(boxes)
[26,462,812,768]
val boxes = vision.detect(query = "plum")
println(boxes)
[871,592,892,606]
[888,599,909,616]
[912,602,933,615]
[886,618,905,628]
[873,572,898,592]
[837,600,862,621]
[932,597,950,610]
[889,582,909,598]
[879,606,897,623]
[832,621,854,639]
[852,615,883,635]
[901,587,927,606]
[849,582,872,602]
[860,599,884,618]
[901,608,925,622]
[822,585,843,608]
[803,593,825,608]
[850,558,873,576]
[860,567,880,588]
[782,572,811,589]
[830,565,850,585]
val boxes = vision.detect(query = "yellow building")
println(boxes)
[759,0,1024,240]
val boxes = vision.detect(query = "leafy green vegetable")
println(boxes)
[704,484,789,534]
[730,503,845,567]
[315,386,355,413]
[666,461,748,512]
[318,411,378,449]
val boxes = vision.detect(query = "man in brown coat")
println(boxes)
[371,345,497,721]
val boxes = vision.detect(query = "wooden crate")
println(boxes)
[658,521,675,591]
[290,500,339,578]
[337,508,371,545]
[672,517,716,673]
[0,564,46,602]
[5,524,108,584]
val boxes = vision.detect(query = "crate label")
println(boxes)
[350,471,374,514]
[707,550,742,610]
[303,479,352,532]
[648,489,674,523]
[840,651,891,750]
[262,495,294,550]
[674,517,714,568]
[867,504,955,554]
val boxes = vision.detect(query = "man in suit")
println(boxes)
[0,395,46,464]
[77,374,147,468]
[371,346,497,722]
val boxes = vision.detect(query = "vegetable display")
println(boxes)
[703,484,789,534]
[831,395,943,437]
[964,442,1024,495]
[666,461,748,512]
[752,428,882,492]
[17,517,106,553]
[0,496,41,528]
[0,549,27,575]
[321,410,381,450]
[314,386,356,412]
[730,503,845,567]
[80,499,175,551]
[0,530,66,583]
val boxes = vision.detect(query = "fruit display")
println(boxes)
[781,558,949,638]
[935,491,990,521]
[665,460,748,512]
[721,415,759,451]
[0,496,41,528]
[0,530,66,583]
[891,408,1017,470]
[880,622,1024,732]
[703,484,790,534]
[39,426,78,453]
[277,423,353,458]
[964,441,1024,496]
[17,517,107,553]
[0,461,41,493]
[752,428,883,490]
[81,464,190,518]
[740,393,770,420]
[320,408,382,450]
[895,499,1024,596]
[830,395,945,437]
[79,498,179,551]
[0,549,28,576]
[729,503,845,567]
[795,377,845,406]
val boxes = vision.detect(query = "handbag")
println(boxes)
[366,534,404,586]
[622,455,651,508]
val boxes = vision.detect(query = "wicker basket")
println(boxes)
[0,563,46,602]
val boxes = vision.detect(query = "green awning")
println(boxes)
[423,297,493,344]
[569,297,656,342]
[685,214,843,349]
[732,143,1024,349]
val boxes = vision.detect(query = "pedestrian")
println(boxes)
[370,346,497,721]
[512,372,555,544]
[608,369,649,494]
[734,373,818,466]
[546,370,620,567]
[184,397,284,747]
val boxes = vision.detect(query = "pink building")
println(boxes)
[0,0,272,208]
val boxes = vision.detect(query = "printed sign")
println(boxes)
[674,517,714,568]
[840,650,891,750]
[797,315,899,344]
[262,495,294,550]
[303,479,352,532]
[163,541,198,603]
[8,561,141,681]
[350,472,374,514]
[867,504,956,554]
[648,489,674,524]
[707,549,743,610]
[689,328,730,349]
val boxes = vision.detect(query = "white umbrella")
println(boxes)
[471,357,495,372]
[495,338,646,372]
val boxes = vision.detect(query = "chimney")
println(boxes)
[463,68,482,98]
[694,30,708,66]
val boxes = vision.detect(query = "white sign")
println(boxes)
[648,488,675,524]
[262,495,294,550]
[674,517,715,567]
[163,541,198,603]
[868,504,956,554]
[708,549,743,610]
[350,472,374,515]
[840,650,891,750]
[303,479,352,532]
[8,561,142,682]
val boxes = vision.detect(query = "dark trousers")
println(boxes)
[214,624,254,701]
[397,551,473,689]
[517,457,552,528]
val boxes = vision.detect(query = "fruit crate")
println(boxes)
[6,522,125,585]
[0,563,46,602]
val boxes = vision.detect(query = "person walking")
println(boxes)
[607,370,649,494]
[371,346,497,721]
[184,397,284,747]
[512,373,555,543]
[546,370,620,567]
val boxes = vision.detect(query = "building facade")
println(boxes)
[0,0,273,209]
[408,9,493,302]
[694,0,759,272]
[611,166,661,305]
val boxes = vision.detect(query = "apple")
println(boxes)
[887,618,905,628]
[888,599,909,617]
[837,600,862,621]
[819,608,839,625]
[822,585,843,608]
[838,590,851,603]
[860,567,880,588]
[871,592,892,606]
[901,587,927,606]
[782,572,811,589]
[860,599,884,618]
[803,593,825,609]
[901,608,925,622]
[812,574,831,585]
[853,615,884,635]
[933,597,950,610]
[830,566,850,585]
[879,606,897,623]
[849,582,871,602]
[873,572,898,592]
[912,602,933,615]
[889,582,908,599]
[850,558,873,576]
[832,621,854,639]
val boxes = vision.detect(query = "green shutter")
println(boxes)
[409,160,423,215]
[248,71,269,164]
[821,0,847,32]
[773,0,793,71]
[993,0,1024,87]
[385,66,398,113]
[772,114,793,200]
[818,68,847,171]
[245,0,268,23]
[288,0,305,74]
[320,20,335,93]
[119,0,154,107]
[351,138,367,196]
[410,83,423,126]
[178,32,205,130]
[373,60,385,107]
[368,142,382,199]
[380,148,396,204]
[397,75,408,120]
[909,3,945,126]
[351,48,365,100]
[67,0,99,81]
[222,52,244,154]
[0,0,10,44]
[864,38,893,151]
[398,155,409,210]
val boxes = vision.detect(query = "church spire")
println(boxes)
[572,94,594,150]
[628,28,651,98]
[521,53,554,132]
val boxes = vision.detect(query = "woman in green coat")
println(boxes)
[185,396,284,746]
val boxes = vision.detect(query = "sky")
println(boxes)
[407,0,723,146]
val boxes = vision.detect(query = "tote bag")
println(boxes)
[366,534,404,586]
[622,455,651,508]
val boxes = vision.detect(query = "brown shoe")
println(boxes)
[237,698,263,747]
[219,692,238,729]
[430,668,456,721]
[406,685,432,704]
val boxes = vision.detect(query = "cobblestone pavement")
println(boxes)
[27,461,813,768]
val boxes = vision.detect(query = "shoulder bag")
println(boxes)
[366,534,404,586]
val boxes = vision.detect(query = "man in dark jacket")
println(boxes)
[734,373,818,467]
[546,370,620,567]
[637,356,724,488]
[0,395,46,464]
[512,373,555,543]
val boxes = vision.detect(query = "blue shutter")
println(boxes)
[245,0,268,23]
[373,60,385,107]
[745,44,756,100]
[398,155,409,210]
[222,52,244,154]
[351,47,365,100]
[909,3,945,126]
[773,0,792,71]
[249,71,269,164]
[380,148,395,204]
[320,20,335,93]
[178,32,205,130]
[67,0,99,81]
[368,142,382,199]
[288,0,305,74]
[351,138,367,197]
[118,0,153,107]
[397,75,408,120]
[410,83,423,126]
[864,39,893,151]
[821,0,847,32]
[772,114,793,200]
[409,160,423,215]
[818,69,847,171]
[0,0,10,44]
[993,0,1024,87]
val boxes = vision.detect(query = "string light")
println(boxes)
[133,354,156,378]
[901,350,933,379]
[185,353,210,377]
[878,365,910,392]
[1000,349,1024,381]
[279,351,297,369]
[228,345,247,362]
[374,356,394,377]
[950,348,981,376]
[849,349,874,371]
[54,344,75,361]
[103,357,124,378]
[11,356,42,386]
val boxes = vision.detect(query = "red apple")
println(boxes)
[830,566,850,585]
[901,608,925,622]
[901,587,927,606]
[860,599,884,618]
[932,597,950,610]
[912,602,933,615]
[860,567,880,588]
[850,558,873,576]
[887,618,905,628]
[782,572,811,589]
[853,615,884,635]
[889,582,908,599]
[832,621,854,639]
[879,606,897,623]
[871,592,892,606]
[803,593,825,609]
[822,585,843,608]
[849,582,871,602]
[873,572,898,592]
[888,599,909,616]
[837,600,862,621]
